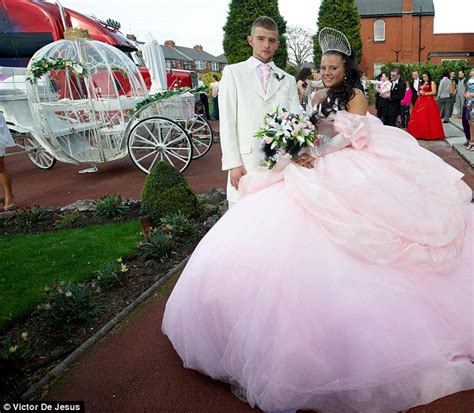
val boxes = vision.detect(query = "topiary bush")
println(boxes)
[140,161,199,226]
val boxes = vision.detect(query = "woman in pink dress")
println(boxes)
[162,29,473,413]
[407,71,445,139]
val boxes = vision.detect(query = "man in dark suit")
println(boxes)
[386,68,406,127]
[410,70,420,105]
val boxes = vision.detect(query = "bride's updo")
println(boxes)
[320,51,362,117]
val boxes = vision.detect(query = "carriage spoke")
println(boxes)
[144,124,160,145]
[163,152,176,168]
[148,152,160,171]
[166,150,190,163]
[130,145,156,150]
[136,150,158,163]
[134,133,157,146]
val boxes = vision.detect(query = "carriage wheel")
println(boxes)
[24,135,56,170]
[127,116,193,174]
[181,115,214,159]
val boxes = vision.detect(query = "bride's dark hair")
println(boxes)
[320,51,362,117]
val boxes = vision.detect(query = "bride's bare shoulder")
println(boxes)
[348,88,368,115]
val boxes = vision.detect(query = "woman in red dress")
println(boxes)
[408,71,445,140]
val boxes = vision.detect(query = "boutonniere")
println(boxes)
[273,72,285,81]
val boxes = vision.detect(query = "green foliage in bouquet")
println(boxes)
[313,0,362,65]
[141,162,199,227]
[223,0,288,68]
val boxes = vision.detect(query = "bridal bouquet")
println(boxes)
[255,107,318,168]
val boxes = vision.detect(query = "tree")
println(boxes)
[286,25,314,70]
[223,0,288,68]
[313,0,362,66]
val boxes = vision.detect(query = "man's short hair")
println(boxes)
[251,16,278,35]
[391,67,401,75]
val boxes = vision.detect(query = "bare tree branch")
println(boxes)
[285,25,314,70]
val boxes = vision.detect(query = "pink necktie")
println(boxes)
[260,64,271,93]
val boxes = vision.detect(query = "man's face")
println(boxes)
[450,71,456,79]
[412,71,419,80]
[391,71,399,82]
[459,71,465,79]
[248,27,280,63]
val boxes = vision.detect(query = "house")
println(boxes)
[355,0,474,76]
[162,41,226,73]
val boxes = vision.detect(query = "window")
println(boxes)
[166,60,171,69]
[184,62,192,70]
[211,62,219,71]
[195,60,204,70]
[374,20,385,42]
[373,63,384,77]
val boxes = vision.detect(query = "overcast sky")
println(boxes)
[59,0,473,56]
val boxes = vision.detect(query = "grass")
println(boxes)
[0,220,141,330]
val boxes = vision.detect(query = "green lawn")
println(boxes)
[0,220,141,330]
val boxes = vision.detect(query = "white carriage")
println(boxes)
[0,32,213,173]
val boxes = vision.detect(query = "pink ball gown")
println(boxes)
[162,111,473,413]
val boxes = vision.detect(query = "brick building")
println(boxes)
[355,0,474,76]
[162,41,227,73]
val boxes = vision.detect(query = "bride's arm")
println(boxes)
[310,88,328,107]
[295,89,368,167]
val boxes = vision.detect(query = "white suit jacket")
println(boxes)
[219,57,300,202]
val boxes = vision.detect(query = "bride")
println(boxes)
[162,28,473,413]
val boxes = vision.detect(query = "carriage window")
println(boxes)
[374,20,385,42]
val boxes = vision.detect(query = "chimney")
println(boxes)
[193,45,203,52]
[402,0,413,12]
[164,40,176,48]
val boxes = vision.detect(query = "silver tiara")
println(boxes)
[318,27,351,56]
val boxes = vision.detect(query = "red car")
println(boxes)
[0,0,196,90]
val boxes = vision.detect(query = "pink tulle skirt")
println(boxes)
[162,119,474,413]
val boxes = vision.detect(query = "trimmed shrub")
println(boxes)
[140,162,199,226]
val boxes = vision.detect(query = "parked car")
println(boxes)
[0,0,197,90]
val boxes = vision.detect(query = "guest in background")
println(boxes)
[370,72,391,124]
[386,68,405,127]
[197,73,210,120]
[456,70,467,119]
[408,71,445,140]
[465,68,474,150]
[0,112,15,211]
[400,80,413,129]
[296,67,312,108]
[437,70,451,123]
[410,70,421,105]
[448,71,457,118]
[210,74,220,121]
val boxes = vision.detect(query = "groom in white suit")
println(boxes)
[219,16,300,205]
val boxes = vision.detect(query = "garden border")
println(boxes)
[21,255,190,401]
